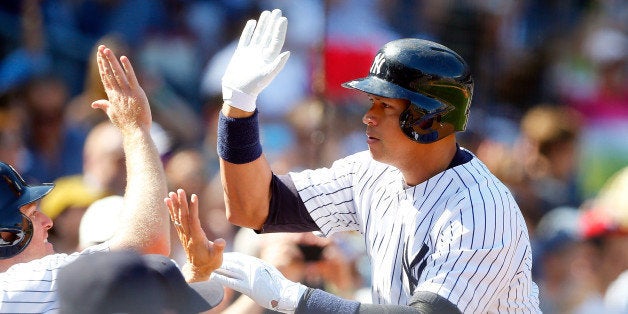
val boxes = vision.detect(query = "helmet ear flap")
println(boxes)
[400,104,451,144]
[0,213,34,259]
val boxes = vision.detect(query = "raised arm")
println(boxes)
[91,45,170,255]
[218,9,290,229]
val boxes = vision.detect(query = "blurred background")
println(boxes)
[1,0,627,313]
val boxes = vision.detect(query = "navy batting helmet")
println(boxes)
[0,162,54,259]
[342,38,473,144]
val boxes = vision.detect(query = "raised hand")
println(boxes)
[91,45,151,134]
[165,189,226,282]
[221,9,290,112]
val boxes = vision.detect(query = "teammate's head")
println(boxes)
[0,162,54,259]
[343,38,473,144]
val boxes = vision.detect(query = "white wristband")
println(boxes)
[223,86,257,112]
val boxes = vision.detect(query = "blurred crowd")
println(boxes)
[1,0,626,313]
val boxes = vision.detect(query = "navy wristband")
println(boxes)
[296,288,360,314]
[217,109,263,164]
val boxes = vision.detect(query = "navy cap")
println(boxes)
[58,251,224,314]
[0,162,54,222]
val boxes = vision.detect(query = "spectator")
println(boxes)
[533,207,604,313]
[0,94,27,170]
[513,104,583,229]
[77,195,124,250]
[578,165,628,313]
[39,121,125,253]
[21,74,87,183]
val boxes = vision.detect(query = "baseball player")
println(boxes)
[213,9,540,313]
[0,46,224,313]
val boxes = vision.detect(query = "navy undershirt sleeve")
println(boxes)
[257,174,320,233]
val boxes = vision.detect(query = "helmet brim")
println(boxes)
[342,76,444,113]
[14,184,54,209]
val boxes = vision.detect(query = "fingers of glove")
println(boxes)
[213,266,244,280]
[223,251,253,262]
[210,272,247,292]
[219,252,250,272]
[265,15,287,60]
[238,19,256,49]
[250,10,271,46]
[260,9,283,50]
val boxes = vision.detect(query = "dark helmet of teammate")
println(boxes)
[0,162,54,259]
[342,38,473,144]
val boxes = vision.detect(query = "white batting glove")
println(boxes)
[221,9,291,112]
[210,252,307,313]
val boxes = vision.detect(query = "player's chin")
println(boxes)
[367,148,384,162]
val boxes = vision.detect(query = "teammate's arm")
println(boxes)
[91,45,170,255]
[217,9,290,230]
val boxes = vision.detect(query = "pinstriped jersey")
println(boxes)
[0,243,110,313]
[289,149,540,313]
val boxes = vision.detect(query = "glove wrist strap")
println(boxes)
[223,86,257,112]
[274,282,308,313]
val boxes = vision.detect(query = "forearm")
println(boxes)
[221,158,272,229]
[219,104,272,229]
[296,289,461,314]
[111,128,170,254]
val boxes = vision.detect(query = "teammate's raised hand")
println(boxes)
[165,189,226,282]
[92,45,151,134]
[222,9,290,112]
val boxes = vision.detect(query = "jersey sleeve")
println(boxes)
[288,152,368,236]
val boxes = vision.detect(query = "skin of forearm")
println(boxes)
[112,128,170,255]
[219,103,272,230]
